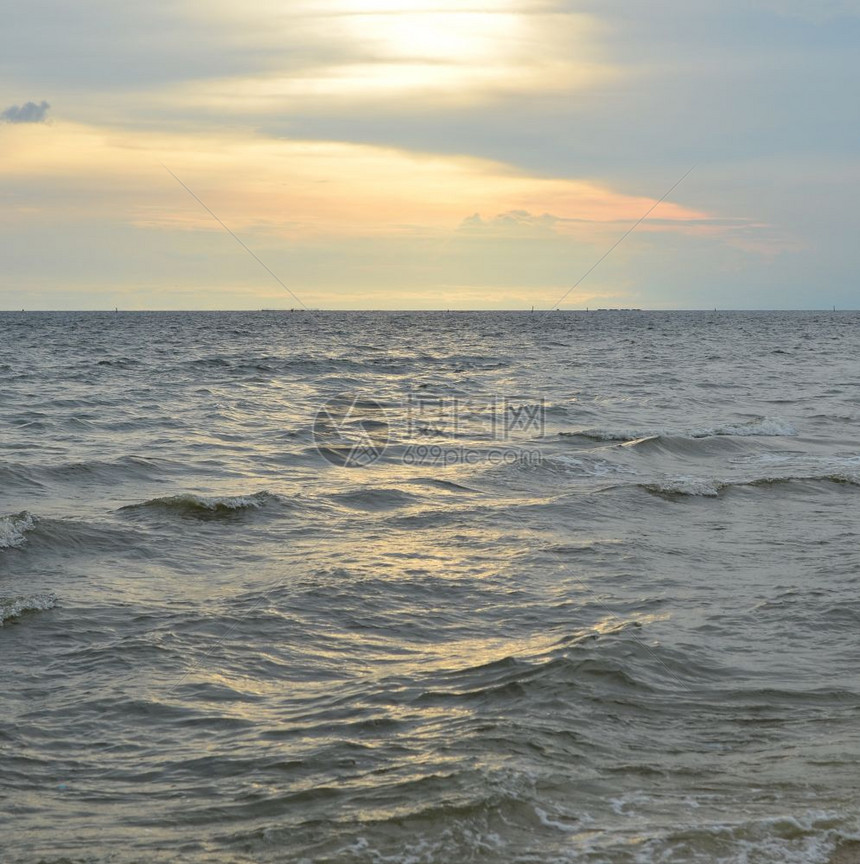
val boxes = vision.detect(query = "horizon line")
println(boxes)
[0,308,855,314]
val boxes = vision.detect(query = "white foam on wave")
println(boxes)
[574,416,798,442]
[0,592,57,626]
[710,417,798,437]
[534,806,582,833]
[831,471,860,486]
[733,451,860,476]
[178,492,276,510]
[131,491,287,512]
[639,810,854,864]
[333,827,508,864]
[0,511,36,549]
[315,805,855,864]
[645,470,860,497]
[644,477,724,497]
[609,790,652,815]
[561,806,857,864]
[550,453,638,476]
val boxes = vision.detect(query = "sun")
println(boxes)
[176,1,609,107]
[287,1,600,99]
[331,2,524,65]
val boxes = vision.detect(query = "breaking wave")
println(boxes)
[570,416,798,442]
[0,593,57,626]
[121,491,290,518]
[641,473,860,498]
[0,512,37,549]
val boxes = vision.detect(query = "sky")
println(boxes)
[1,0,858,310]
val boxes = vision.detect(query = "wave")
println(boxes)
[569,416,798,442]
[0,512,37,549]
[43,455,175,482]
[0,464,48,491]
[413,621,660,706]
[0,512,155,563]
[641,473,860,498]
[331,487,419,511]
[0,456,179,489]
[641,477,725,497]
[545,453,637,477]
[547,807,858,864]
[180,354,370,376]
[121,491,289,518]
[0,592,56,625]
[406,478,481,494]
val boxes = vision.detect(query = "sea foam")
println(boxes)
[0,592,56,626]
[0,512,36,549]
[573,416,798,442]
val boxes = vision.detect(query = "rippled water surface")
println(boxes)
[2,310,859,863]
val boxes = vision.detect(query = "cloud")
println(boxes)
[459,210,565,237]
[0,120,747,309]
[1,100,50,124]
[0,121,711,239]
[0,1,857,308]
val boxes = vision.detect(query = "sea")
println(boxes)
[1,309,859,864]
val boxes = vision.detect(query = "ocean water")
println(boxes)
[1,309,859,864]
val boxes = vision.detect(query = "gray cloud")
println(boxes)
[1,100,50,123]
